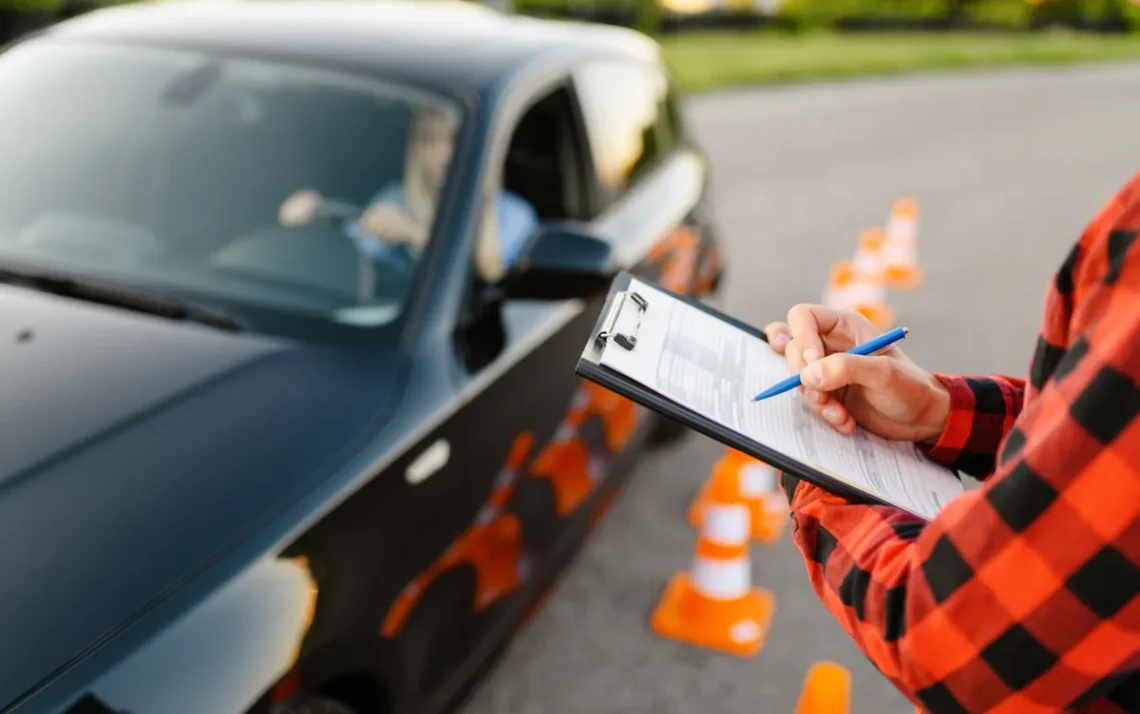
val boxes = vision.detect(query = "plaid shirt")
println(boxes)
[781,171,1140,713]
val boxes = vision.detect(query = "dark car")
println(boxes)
[0,2,724,713]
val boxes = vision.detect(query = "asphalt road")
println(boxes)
[462,62,1140,714]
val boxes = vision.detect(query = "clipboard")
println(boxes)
[575,270,963,516]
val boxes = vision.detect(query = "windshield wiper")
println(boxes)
[0,266,244,332]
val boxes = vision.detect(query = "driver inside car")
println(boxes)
[277,105,538,278]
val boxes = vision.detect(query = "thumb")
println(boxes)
[801,353,894,392]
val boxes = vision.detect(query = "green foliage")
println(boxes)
[511,0,1140,33]
[0,0,64,12]
[780,0,952,26]
[1029,0,1140,29]
[960,0,1033,28]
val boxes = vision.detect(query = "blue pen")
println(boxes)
[752,326,909,401]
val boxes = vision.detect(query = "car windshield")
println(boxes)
[0,38,465,337]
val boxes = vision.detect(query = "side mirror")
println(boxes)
[501,221,617,301]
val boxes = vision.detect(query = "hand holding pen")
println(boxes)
[760,306,951,443]
[754,327,909,401]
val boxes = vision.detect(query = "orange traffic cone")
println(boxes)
[794,662,851,714]
[853,227,888,281]
[822,259,893,332]
[652,461,776,658]
[688,448,788,545]
[883,197,923,289]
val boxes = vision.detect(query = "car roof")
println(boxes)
[42,0,663,92]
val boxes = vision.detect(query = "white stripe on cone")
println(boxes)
[740,462,778,498]
[853,244,885,279]
[887,215,917,244]
[825,279,885,313]
[692,555,752,600]
[884,236,917,268]
[703,503,750,545]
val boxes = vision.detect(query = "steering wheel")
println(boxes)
[212,222,416,306]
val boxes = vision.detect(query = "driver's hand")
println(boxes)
[359,205,426,248]
[764,305,950,443]
[279,190,323,226]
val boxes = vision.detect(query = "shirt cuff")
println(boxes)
[916,373,980,470]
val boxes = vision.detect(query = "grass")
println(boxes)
[659,29,1140,93]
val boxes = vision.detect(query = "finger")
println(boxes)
[799,385,849,425]
[786,304,830,372]
[819,405,857,435]
[763,322,791,352]
[785,337,807,375]
[801,353,895,393]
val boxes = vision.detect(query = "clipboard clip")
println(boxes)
[595,290,649,351]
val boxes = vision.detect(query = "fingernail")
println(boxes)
[771,333,790,349]
[803,348,820,363]
[803,389,820,404]
[802,363,823,388]
[822,404,843,424]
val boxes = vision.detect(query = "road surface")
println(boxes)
[462,62,1140,714]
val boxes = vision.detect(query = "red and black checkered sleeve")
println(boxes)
[783,172,1140,713]
[917,373,1026,480]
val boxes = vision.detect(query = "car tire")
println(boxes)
[282,696,359,714]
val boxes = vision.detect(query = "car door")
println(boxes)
[367,57,716,714]
[366,75,622,714]
[442,53,716,640]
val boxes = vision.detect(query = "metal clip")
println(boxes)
[595,290,649,352]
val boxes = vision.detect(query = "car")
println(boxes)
[0,2,725,713]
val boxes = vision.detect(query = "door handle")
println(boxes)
[406,438,451,485]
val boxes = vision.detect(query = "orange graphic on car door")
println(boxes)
[648,225,700,295]
[528,393,599,518]
[695,242,723,296]
[381,431,534,637]
[582,382,638,452]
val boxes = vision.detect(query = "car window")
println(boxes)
[573,59,678,215]
[473,83,586,283]
[0,38,465,335]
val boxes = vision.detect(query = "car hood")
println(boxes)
[0,285,399,709]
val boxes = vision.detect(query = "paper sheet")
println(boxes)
[598,279,964,521]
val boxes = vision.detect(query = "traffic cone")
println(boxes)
[883,197,923,289]
[853,227,888,281]
[822,259,893,332]
[794,662,851,714]
[688,448,788,545]
[651,461,776,658]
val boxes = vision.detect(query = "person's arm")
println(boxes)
[783,174,1140,712]
[916,373,1026,480]
[473,192,539,282]
[474,202,506,283]
[494,191,539,271]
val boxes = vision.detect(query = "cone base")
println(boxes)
[884,264,924,290]
[650,573,776,658]
[689,488,789,545]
